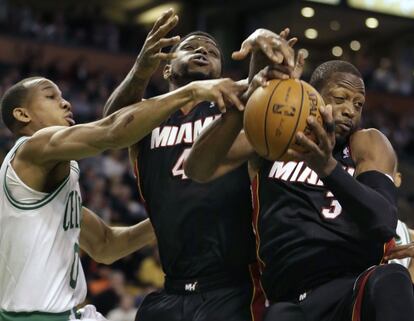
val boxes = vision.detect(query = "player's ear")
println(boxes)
[394,172,402,188]
[163,64,172,80]
[12,107,31,125]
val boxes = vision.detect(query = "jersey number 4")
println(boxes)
[321,191,342,219]
[172,148,191,180]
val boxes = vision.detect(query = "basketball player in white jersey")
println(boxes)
[0,56,246,321]
[384,170,414,280]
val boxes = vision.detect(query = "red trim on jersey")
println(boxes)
[352,238,396,321]
[351,267,376,321]
[381,238,396,264]
[134,157,148,210]
[251,175,265,269]
[248,263,266,321]
[251,175,268,301]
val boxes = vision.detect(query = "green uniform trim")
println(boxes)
[3,169,70,210]
[3,137,80,210]
[0,310,71,321]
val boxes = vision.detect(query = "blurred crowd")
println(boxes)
[1,2,414,320]
[0,0,147,53]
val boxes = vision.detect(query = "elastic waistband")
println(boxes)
[0,309,73,321]
[164,271,251,295]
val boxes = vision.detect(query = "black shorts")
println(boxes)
[135,266,265,321]
[264,264,414,321]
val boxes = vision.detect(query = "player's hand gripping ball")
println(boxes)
[244,79,324,161]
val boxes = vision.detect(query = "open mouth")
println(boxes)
[190,54,209,66]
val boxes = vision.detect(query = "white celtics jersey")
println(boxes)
[0,136,87,313]
[391,220,412,268]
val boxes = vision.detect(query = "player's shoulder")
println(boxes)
[350,128,392,153]
[350,128,388,143]
[17,126,66,161]
[349,128,395,165]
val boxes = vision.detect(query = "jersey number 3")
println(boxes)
[321,191,342,219]
[172,148,191,180]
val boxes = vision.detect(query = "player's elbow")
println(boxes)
[368,205,398,242]
[95,255,117,265]
[184,161,213,183]
[88,230,118,265]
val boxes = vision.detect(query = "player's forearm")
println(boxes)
[321,164,398,242]
[185,109,244,182]
[103,63,151,117]
[108,84,194,148]
[99,219,156,264]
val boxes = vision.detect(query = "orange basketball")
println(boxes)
[244,79,324,161]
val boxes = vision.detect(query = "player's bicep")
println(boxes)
[225,130,255,163]
[351,129,396,177]
[208,131,255,180]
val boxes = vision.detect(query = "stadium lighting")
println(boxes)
[137,3,181,24]
[300,49,309,59]
[350,40,361,51]
[365,17,379,29]
[330,20,341,31]
[304,28,318,39]
[301,7,315,18]
[332,46,343,57]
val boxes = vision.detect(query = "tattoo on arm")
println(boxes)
[124,115,135,128]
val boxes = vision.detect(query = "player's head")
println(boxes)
[163,31,223,86]
[310,60,365,143]
[1,77,74,136]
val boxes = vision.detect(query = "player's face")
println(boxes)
[320,72,365,140]
[25,79,74,128]
[168,35,222,81]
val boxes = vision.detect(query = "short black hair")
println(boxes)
[309,60,362,91]
[1,76,43,132]
[169,30,224,65]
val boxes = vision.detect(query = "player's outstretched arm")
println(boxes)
[103,9,180,117]
[79,207,156,264]
[288,105,398,242]
[19,78,246,165]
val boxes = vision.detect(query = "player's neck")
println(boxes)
[168,78,192,91]
[16,126,36,138]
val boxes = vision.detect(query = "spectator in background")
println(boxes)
[106,294,138,321]
[90,270,127,317]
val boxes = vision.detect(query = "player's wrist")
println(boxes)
[317,157,338,178]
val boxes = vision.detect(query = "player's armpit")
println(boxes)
[185,110,255,183]
[350,128,397,177]
[80,207,155,265]
[128,144,139,177]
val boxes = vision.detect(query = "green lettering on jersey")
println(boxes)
[63,191,81,231]
[69,242,80,289]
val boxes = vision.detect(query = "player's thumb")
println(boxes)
[231,43,252,60]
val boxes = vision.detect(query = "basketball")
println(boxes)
[244,79,325,161]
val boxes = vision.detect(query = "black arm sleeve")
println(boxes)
[321,163,398,242]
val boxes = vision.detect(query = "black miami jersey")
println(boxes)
[135,102,256,279]
[252,144,387,301]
